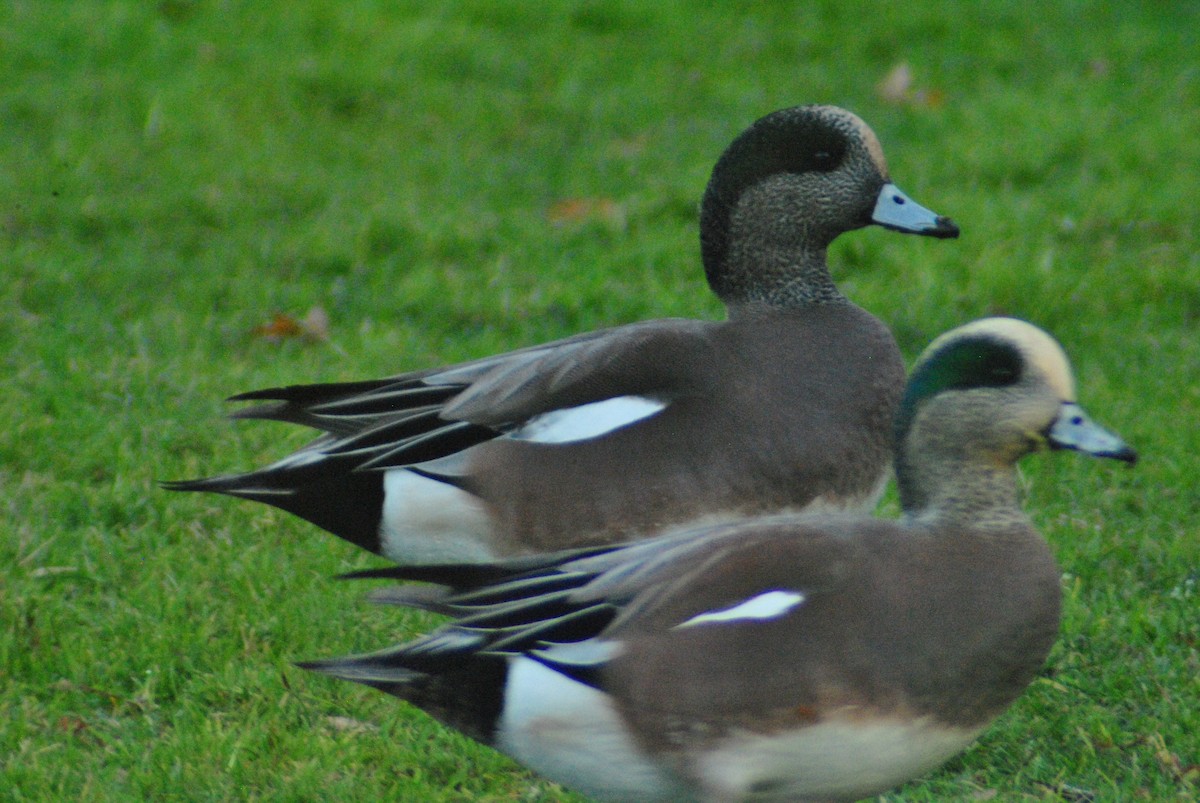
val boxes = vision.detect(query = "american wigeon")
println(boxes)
[301,318,1136,802]
[168,105,959,564]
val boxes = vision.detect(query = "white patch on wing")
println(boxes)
[497,656,688,802]
[676,590,806,629]
[511,396,666,444]
[698,715,984,801]
[379,469,497,565]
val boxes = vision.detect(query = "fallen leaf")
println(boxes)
[915,87,947,108]
[877,62,914,104]
[877,61,947,109]
[252,313,303,341]
[546,197,626,230]
[251,306,330,342]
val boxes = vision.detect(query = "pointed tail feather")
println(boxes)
[298,647,509,744]
[162,466,386,554]
[227,378,450,435]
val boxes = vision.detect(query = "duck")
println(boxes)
[300,318,1136,802]
[168,105,960,565]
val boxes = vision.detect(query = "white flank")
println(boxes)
[512,396,666,444]
[378,469,496,564]
[497,657,689,803]
[698,716,983,801]
[676,590,807,629]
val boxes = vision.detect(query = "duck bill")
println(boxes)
[871,183,960,238]
[1047,402,1138,464]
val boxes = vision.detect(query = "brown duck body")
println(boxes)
[466,303,903,552]
[592,515,1060,801]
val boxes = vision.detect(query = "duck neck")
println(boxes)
[717,242,847,316]
[897,446,1030,530]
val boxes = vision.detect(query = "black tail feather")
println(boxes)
[298,652,509,744]
[163,467,386,554]
[164,386,501,552]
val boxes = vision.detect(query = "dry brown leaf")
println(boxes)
[546,197,626,229]
[915,88,947,108]
[251,306,330,342]
[252,313,303,341]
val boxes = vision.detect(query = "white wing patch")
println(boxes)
[676,590,807,629]
[512,396,667,444]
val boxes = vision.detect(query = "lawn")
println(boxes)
[2,1,1197,800]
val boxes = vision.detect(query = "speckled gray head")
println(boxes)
[812,105,960,238]
[699,104,959,305]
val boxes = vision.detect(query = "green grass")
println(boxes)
[3,1,1197,800]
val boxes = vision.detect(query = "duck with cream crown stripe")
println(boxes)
[302,319,1136,803]
[167,105,959,564]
